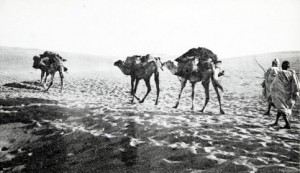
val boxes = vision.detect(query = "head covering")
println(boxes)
[282,61,290,70]
[272,58,280,67]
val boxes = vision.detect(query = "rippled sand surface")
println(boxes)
[0,52,299,172]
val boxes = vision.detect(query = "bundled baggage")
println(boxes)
[174,47,220,77]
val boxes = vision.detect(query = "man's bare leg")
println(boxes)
[281,113,291,129]
[270,111,281,126]
[264,103,272,115]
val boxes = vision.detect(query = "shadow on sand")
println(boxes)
[3,81,42,91]
[0,97,70,172]
[0,97,144,172]
[0,97,109,172]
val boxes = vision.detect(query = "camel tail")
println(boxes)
[154,57,164,71]
[212,78,224,92]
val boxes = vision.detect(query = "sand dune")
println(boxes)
[0,47,299,172]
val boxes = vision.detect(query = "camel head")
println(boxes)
[114,60,132,75]
[162,60,178,75]
[33,55,50,70]
[113,60,124,67]
[32,56,41,69]
[162,60,174,69]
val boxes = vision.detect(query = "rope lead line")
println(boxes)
[254,58,267,73]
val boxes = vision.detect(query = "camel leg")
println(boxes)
[131,77,135,96]
[42,73,49,89]
[59,69,64,93]
[44,73,49,83]
[200,78,210,113]
[173,78,187,109]
[264,103,275,115]
[212,79,225,114]
[140,79,151,103]
[44,73,55,92]
[40,71,45,84]
[191,82,196,110]
[131,79,140,103]
[154,72,160,105]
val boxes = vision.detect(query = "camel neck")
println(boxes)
[118,65,131,75]
[167,63,178,75]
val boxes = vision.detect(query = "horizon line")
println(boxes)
[1,44,300,60]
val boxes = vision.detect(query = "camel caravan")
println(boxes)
[32,51,68,93]
[31,47,300,121]
[114,47,226,114]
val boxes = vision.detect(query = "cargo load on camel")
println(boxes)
[174,47,223,78]
[40,51,67,64]
[123,54,162,75]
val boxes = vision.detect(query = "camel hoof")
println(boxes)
[200,109,204,113]
[173,106,178,109]
[139,100,144,103]
[220,110,225,115]
[280,125,291,129]
[220,87,224,92]
[269,123,278,127]
[263,112,270,116]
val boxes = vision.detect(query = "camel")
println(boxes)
[163,48,225,114]
[114,55,163,105]
[32,51,68,93]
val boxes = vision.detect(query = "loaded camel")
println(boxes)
[163,47,225,114]
[32,51,68,93]
[114,54,163,105]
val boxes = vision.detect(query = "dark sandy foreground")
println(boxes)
[0,54,299,173]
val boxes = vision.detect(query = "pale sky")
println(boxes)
[0,0,299,58]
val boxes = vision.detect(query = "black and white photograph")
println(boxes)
[0,0,299,172]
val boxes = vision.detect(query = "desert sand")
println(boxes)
[0,47,299,172]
